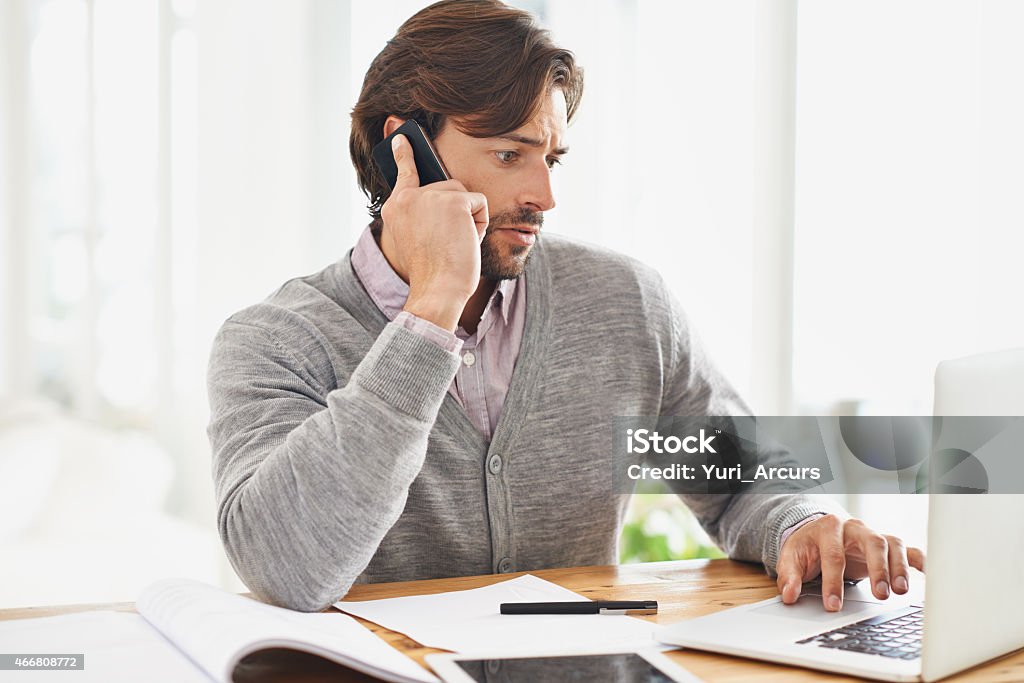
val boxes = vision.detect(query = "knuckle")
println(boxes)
[387,190,407,208]
[384,189,415,215]
[819,514,844,531]
[822,546,847,565]
[431,191,455,207]
[843,517,866,531]
[885,535,906,552]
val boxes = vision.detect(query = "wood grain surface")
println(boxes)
[2,559,1021,682]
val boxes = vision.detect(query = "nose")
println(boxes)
[517,159,557,213]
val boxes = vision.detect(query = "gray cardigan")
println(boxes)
[207,233,842,611]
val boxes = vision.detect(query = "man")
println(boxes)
[207,0,923,613]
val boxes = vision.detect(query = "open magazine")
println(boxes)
[140,578,438,682]
[1,578,437,683]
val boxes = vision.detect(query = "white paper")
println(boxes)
[335,574,667,655]
[0,611,211,683]
[137,578,437,683]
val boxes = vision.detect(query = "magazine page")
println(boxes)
[136,578,437,683]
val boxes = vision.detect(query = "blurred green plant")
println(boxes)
[619,491,726,564]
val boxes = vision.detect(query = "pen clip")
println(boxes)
[598,606,658,616]
[598,602,659,618]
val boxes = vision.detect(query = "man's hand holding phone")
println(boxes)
[380,133,488,332]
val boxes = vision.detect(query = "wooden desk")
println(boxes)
[2,559,1022,682]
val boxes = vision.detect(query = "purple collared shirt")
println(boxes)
[350,226,526,441]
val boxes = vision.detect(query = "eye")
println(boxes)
[495,151,519,164]
[546,157,562,170]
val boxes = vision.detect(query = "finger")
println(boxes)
[436,179,468,192]
[391,134,420,192]
[423,178,467,193]
[885,536,911,594]
[851,526,891,600]
[776,556,805,605]
[465,192,489,238]
[907,546,926,573]
[819,520,847,612]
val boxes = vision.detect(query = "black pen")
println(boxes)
[500,600,658,616]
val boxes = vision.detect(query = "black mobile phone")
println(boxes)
[372,119,450,190]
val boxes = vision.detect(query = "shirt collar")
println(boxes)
[350,224,519,325]
[350,225,409,321]
[494,277,517,324]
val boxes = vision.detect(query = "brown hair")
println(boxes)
[349,0,584,219]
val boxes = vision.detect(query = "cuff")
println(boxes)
[763,496,850,577]
[395,311,463,354]
[352,321,461,423]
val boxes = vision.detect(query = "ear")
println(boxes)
[382,115,407,138]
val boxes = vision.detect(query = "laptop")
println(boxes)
[657,349,1024,681]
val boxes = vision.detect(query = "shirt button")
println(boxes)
[462,351,476,367]
[498,557,513,573]
[487,454,502,475]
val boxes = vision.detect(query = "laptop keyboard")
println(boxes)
[796,604,924,660]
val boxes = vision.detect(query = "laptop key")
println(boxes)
[841,644,866,651]
[796,606,925,659]
[821,638,859,649]
[858,606,921,626]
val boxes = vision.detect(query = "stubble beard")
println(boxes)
[479,207,544,281]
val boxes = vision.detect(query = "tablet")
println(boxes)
[426,649,699,683]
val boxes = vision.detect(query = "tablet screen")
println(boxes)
[453,652,676,682]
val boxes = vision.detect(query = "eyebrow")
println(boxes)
[496,134,570,156]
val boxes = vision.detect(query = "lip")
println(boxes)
[496,225,540,235]
[494,226,538,247]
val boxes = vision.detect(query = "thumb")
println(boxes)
[908,547,926,573]
[391,134,420,192]
[776,554,807,605]
[781,575,803,604]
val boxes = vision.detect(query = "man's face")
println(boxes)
[432,89,569,280]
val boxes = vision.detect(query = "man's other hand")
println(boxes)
[776,515,926,612]
[381,133,488,331]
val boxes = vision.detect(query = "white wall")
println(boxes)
[549,0,761,406]
[0,0,31,397]
[793,0,1024,413]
